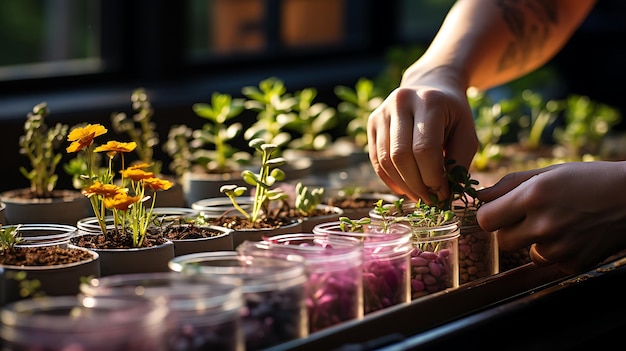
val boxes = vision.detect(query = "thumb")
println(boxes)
[476,168,547,202]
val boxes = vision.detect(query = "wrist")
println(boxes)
[400,62,469,92]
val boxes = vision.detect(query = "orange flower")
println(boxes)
[143,177,174,191]
[103,192,142,211]
[94,141,137,158]
[82,181,125,198]
[66,124,107,153]
[120,168,154,182]
[127,163,151,171]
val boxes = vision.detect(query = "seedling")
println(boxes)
[220,138,289,225]
[294,182,325,216]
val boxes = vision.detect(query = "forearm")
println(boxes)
[402,0,596,91]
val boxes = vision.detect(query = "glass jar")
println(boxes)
[0,295,168,351]
[169,251,308,351]
[237,233,364,333]
[454,207,499,284]
[410,221,461,299]
[312,221,412,314]
[79,272,244,351]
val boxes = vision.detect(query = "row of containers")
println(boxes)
[0,207,500,351]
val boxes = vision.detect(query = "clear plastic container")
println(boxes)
[312,221,413,314]
[454,207,499,284]
[0,295,168,351]
[237,233,364,333]
[80,272,244,351]
[409,221,461,299]
[169,251,308,350]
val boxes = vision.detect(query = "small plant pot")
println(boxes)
[409,222,461,299]
[283,148,352,176]
[454,207,499,284]
[0,295,168,351]
[74,216,175,276]
[238,233,365,333]
[299,204,344,232]
[191,197,254,218]
[230,219,303,250]
[326,191,401,219]
[0,188,91,225]
[312,221,413,314]
[182,171,248,208]
[169,251,308,350]
[151,207,234,256]
[80,272,245,351]
[0,223,100,304]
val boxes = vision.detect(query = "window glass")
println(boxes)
[0,0,102,80]
[187,0,364,62]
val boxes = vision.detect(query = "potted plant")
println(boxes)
[150,207,233,256]
[0,102,91,225]
[333,77,384,164]
[111,87,185,207]
[325,185,402,219]
[66,123,175,276]
[288,181,343,232]
[207,138,303,249]
[281,86,352,174]
[241,76,312,179]
[163,92,253,206]
[0,223,100,304]
[241,76,296,154]
[443,162,499,284]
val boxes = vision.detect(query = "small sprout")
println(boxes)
[0,225,23,252]
[295,182,325,216]
[338,216,371,233]
[220,138,289,225]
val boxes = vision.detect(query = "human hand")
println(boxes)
[367,76,478,204]
[476,161,626,274]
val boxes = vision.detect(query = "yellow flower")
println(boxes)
[66,124,107,153]
[94,141,137,158]
[144,177,174,191]
[103,193,142,211]
[127,163,151,171]
[120,168,154,182]
[82,181,125,198]
[67,122,171,248]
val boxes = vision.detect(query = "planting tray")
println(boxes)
[267,251,626,350]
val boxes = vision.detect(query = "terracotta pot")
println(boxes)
[0,188,91,225]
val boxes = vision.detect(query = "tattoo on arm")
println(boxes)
[497,0,558,72]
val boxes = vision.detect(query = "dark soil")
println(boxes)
[159,224,226,240]
[71,223,225,249]
[326,197,378,210]
[207,205,334,230]
[0,246,94,266]
[208,214,296,230]
[71,229,169,250]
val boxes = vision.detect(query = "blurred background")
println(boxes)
[0,0,624,191]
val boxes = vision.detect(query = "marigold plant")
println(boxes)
[66,123,173,247]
